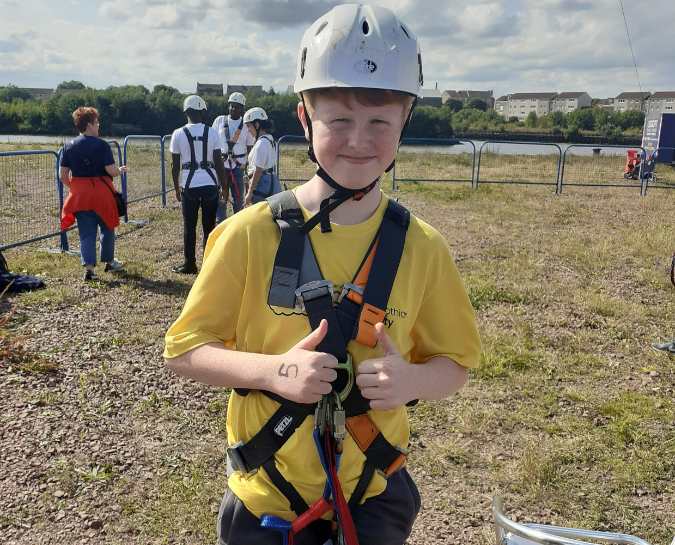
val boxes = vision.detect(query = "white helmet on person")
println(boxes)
[183,94,207,111]
[293,3,423,97]
[228,92,246,106]
[243,107,268,124]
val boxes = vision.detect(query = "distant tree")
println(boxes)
[152,84,181,97]
[613,110,644,130]
[0,85,32,103]
[525,111,537,128]
[549,111,565,127]
[465,98,487,111]
[508,116,519,123]
[444,99,463,112]
[567,108,594,130]
[56,80,86,92]
[268,87,276,96]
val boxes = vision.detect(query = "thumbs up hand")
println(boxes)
[274,319,338,404]
[355,323,413,410]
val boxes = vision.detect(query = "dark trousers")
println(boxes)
[217,468,421,545]
[181,185,218,265]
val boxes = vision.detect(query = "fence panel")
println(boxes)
[122,135,164,204]
[392,138,476,190]
[0,150,62,251]
[161,134,173,206]
[559,144,648,193]
[476,141,562,189]
[643,147,675,193]
[277,135,314,187]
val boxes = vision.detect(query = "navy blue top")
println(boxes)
[61,136,114,177]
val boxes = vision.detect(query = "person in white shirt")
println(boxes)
[242,107,281,205]
[212,92,255,222]
[169,95,226,274]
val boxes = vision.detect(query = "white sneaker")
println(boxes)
[104,260,125,273]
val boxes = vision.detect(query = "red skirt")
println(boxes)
[61,176,120,231]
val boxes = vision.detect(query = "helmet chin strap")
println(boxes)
[300,94,417,234]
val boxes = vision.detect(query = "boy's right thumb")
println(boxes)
[294,319,328,351]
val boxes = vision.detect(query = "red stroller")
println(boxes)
[623,149,642,179]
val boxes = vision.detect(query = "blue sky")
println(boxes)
[1,0,674,98]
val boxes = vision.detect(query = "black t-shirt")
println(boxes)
[61,136,114,177]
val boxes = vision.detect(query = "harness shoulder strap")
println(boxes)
[182,127,197,190]
[201,124,217,185]
[267,191,321,308]
[354,200,410,347]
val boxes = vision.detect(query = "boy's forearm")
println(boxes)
[409,356,468,401]
[165,343,278,391]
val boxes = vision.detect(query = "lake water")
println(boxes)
[1,134,636,157]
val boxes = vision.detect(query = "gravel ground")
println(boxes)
[1,186,673,545]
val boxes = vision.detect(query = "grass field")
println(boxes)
[1,180,673,545]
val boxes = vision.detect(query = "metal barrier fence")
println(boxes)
[276,135,478,191]
[161,134,173,206]
[276,135,314,186]
[122,135,165,205]
[392,138,476,190]
[476,141,563,191]
[0,150,62,251]
[559,144,647,195]
[3,136,673,252]
[643,147,675,193]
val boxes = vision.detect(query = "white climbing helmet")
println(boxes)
[293,3,423,97]
[183,94,207,111]
[243,107,268,124]
[228,92,246,106]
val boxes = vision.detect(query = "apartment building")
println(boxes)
[551,92,592,113]
[613,92,651,113]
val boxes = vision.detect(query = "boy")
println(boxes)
[212,92,255,222]
[164,5,480,545]
[170,95,226,274]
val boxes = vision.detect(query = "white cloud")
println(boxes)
[1,0,674,97]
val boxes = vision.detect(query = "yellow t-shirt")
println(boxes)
[164,190,480,520]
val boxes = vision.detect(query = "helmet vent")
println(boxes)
[400,24,410,38]
[315,21,328,36]
[300,48,307,78]
[362,20,370,35]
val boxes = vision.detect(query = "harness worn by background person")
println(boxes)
[212,92,254,222]
[169,95,227,275]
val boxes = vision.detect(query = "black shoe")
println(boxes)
[172,263,198,274]
[83,269,97,281]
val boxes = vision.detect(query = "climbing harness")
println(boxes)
[181,125,217,189]
[227,190,413,544]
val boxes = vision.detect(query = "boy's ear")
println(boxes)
[297,102,310,140]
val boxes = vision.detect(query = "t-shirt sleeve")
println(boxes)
[169,129,181,154]
[60,145,71,168]
[101,140,115,166]
[410,233,481,369]
[209,127,221,151]
[252,140,273,169]
[164,221,247,358]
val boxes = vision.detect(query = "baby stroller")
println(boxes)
[493,497,675,545]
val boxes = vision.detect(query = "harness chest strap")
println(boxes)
[224,117,246,162]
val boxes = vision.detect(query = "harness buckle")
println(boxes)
[226,442,255,475]
[338,282,364,306]
[295,280,334,312]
